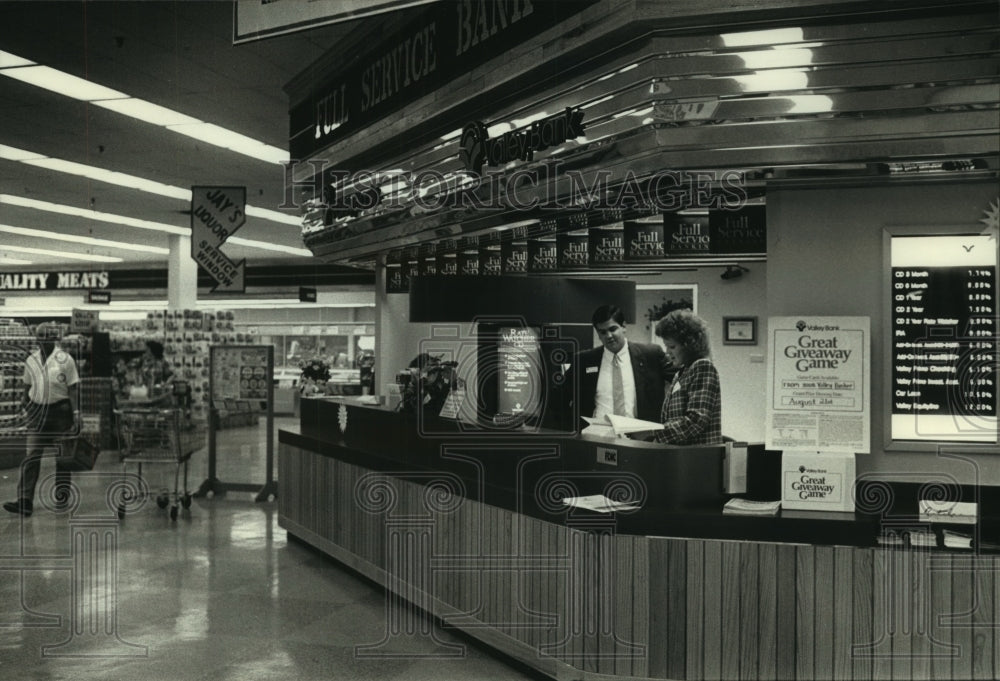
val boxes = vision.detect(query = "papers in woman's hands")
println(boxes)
[581,414,665,438]
[562,494,640,513]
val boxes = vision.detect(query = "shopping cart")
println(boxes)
[114,407,206,520]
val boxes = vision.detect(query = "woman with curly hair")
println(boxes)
[653,309,722,445]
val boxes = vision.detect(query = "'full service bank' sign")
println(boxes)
[290,1,597,160]
[0,271,109,291]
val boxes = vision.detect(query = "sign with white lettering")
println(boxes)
[527,238,558,273]
[459,108,585,172]
[479,245,502,276]
[0,271,109,291]
[289,1,598,160]
[420,253,438,277]
[589,224,624,264]
[625,218,665,260]
[766,316,871,453]
[665,214,710,255]
[190,186,246,293]
[87,290,111,304]
[597,447,618,466]
[888,234,997,444]
[781,451,856,512]
[498,326,541,417]
[458,249,479,276]
[710,206,766,254]
[558,230,589,270]
[70,308,100,333]
[501,241,528,274]
[234,0,437,44]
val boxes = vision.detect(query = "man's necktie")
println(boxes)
[612,354,626,416]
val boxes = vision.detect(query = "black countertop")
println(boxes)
[279,398,896,547]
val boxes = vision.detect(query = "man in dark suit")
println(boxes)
[568,305,672,424]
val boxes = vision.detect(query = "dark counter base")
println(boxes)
[279,436,1000,681]
[284,397,887,547]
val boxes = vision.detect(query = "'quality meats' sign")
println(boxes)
[0,271,109,290]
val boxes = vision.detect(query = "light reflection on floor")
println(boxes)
[0,420,542,681]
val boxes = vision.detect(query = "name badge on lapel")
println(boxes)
[671,381,681,393]
[586,366,599,374]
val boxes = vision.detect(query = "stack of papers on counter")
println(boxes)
[723,498,781,516]
[908,530,938,548]
[942,529,973,549]
[581,414,664,438]
[562,494,640,513]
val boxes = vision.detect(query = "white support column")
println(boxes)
[167,234,197,311]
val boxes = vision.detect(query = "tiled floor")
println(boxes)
[0,420,543,680]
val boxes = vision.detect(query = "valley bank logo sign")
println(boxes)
[788,465,841,501]
[459,107,585,172]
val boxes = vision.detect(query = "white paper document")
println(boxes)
[562,494,640,513]
[580,424,617,438]
[942,529,973,549]
[918,500,977,525]
[582,414,664,436]
[723,498,781,516]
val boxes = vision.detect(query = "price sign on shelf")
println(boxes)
[190,186,246,293]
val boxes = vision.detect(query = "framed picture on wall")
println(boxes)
[723,316,757,345]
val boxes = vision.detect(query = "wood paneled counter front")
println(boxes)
[278,397,1000,681]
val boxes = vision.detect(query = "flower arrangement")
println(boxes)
[298,358,331,394]
[397,354,458,414]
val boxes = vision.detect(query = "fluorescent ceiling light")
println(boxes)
[0,49,287,165]
[227,236,311,256]
[166,122,287,164]
[92,98,200,126]
[22,155,191,200]
[0,50,34,68]
[1,256,33,264]
[0,195,308,255]
[0,143,45,161]
[0,223,169,254]
[2,144,299,229]
[3,244,122,263]
[0,194,188,235]
[1,65,129,101]
[244,205,301,226]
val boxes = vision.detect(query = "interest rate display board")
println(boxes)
[890,234,998,443]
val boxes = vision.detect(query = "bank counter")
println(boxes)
[279,397,999,681]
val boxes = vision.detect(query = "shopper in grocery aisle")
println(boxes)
[141,339,173,392]
[3,322,80,517]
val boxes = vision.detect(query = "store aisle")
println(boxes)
[0,455,542,681]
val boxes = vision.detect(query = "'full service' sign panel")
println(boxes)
[766,316,871,454]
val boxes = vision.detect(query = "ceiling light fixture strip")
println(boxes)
[0,50,286,164]
[0,144,301,232]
